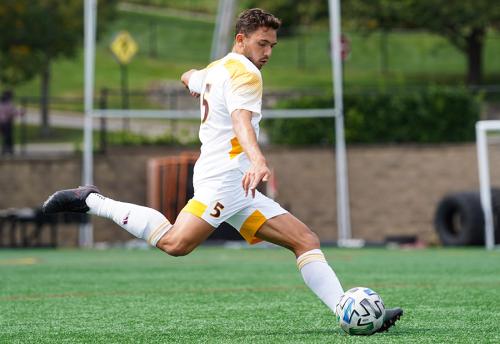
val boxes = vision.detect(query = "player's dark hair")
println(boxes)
[235,8,281,37]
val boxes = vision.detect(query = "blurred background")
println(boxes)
[1,0,499,248]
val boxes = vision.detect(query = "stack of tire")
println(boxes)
[435,189,500,246]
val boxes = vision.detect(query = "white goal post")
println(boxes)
[82,0,351,247]
[476,120,500,250]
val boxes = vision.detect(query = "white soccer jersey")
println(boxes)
[183,53,288,244]
[188,52,263,188]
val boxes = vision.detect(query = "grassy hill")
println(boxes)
[13,4,500,103]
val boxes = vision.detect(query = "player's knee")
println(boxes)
[160,239,194,257]
[167,245,192,257]
[292,227,320,255]
[301,229,320,249]
[156,226,194,257]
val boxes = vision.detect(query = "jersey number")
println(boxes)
[210,202,224,218]
[201,84,211,123]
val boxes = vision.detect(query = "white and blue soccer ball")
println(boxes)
[335,287,385,335]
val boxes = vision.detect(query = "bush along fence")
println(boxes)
[264,86,482,145]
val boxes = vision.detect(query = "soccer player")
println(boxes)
[43,8,402,333]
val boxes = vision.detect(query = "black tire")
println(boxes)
[489,188,500,244]
[434,192,484,246]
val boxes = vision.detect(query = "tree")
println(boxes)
[243,0,329,68]
[0,0,117,135]
[343,0,500,85]
[243,0,329,35]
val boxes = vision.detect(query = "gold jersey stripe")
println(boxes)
[229,137,243,159]
[224,59,262,96]
[240,210,266,245]
[181,199,208,218]
[148,220,172,245]
[297,253,327,270]
[207,58,223,69]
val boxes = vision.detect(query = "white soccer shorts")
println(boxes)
[181,171,287,244]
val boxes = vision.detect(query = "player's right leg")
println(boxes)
[376,308,403,333]
[42,185,214,255]
[255,212,344,313]
[255,213,403,333]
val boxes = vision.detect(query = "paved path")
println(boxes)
[23,109,198,137]
[10,109,200,156]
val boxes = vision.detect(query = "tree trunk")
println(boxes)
[465,27,484,86]
[40,58,51,137]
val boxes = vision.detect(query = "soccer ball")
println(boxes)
[335,287,385,335]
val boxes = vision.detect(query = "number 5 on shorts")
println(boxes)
[210,202,224,218]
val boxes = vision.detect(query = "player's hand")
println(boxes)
[242,160,271,198]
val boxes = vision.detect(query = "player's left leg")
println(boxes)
[155,211,214,256]
[42,185,215,255]
[43,185,174,246]
[254,213,344,314]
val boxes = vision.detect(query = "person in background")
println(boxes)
[0,90,21,155]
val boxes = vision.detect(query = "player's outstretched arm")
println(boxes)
[231,109,270,198]
[180,69,201,98]
[180,69,197,88]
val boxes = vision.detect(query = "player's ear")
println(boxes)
[235,33,245,46]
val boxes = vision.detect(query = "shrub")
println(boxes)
[264,87,481,145]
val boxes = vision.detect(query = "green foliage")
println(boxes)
[243,0,329,34]
[104,130,199,146]
[343,0,500,47]
[264,97,335,146]
[13,124,199,147]
[403,1,500,50]
[264,87,481,145]
[342,0,411,31]
[123,0,217,15]
[13,124,82,144]
[11,5,500,102]
[0,0,118,87]
[343,0,500,84]
[344,87,481,143]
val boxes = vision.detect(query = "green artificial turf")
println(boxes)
[1,247,499,343]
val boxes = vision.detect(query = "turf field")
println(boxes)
[1,247,499,343]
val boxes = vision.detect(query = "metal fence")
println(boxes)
[6,84,500,157]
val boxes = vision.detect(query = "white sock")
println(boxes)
[297,249,344,313]
[85,193,172,246]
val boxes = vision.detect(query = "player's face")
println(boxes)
[238,27,277,70]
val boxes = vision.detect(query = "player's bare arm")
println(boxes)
[231,109,270,197]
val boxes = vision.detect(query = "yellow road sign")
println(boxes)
[110,31,138,65]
